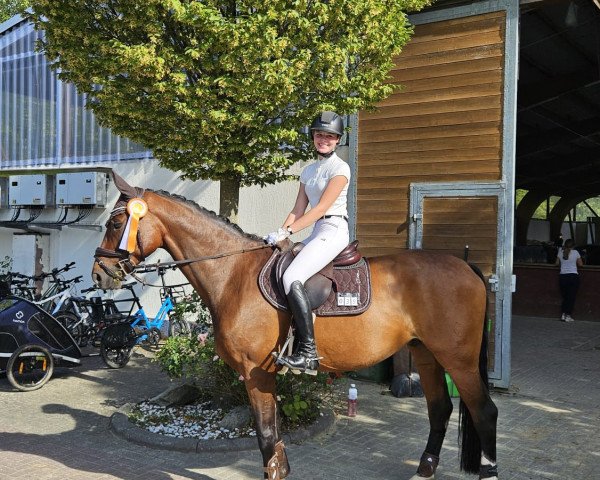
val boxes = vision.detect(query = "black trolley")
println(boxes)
[0,283,83,391]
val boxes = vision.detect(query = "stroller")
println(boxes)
[0,280,82,391]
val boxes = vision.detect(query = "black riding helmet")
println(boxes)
[310,111,344,138]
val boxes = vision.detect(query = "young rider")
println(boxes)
[265,111,351,373]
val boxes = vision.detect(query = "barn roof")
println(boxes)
[516,0,600,201]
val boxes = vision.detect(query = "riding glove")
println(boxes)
[264,228,290,245]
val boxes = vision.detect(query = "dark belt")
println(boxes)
[323,215,348,221]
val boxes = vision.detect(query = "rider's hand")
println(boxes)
[264,228,290,245]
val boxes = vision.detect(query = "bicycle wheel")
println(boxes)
[100,342,133,368]
[169,317,190,337]
[55,311,84,346]
[147,327,162,348]
[100,323,135,368]
[7,344,54,391]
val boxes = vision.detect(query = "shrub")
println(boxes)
[156,295,338,430]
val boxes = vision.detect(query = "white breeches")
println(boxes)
[282,216,349,294]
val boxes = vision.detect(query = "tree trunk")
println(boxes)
[219,176,241,223]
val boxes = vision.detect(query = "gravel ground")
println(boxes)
[129,400,258,440]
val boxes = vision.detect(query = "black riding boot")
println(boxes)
[278,281,320,374]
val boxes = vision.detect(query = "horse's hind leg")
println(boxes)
[449,367,498,480]
[245,369,290,479]
[409,342,453,479]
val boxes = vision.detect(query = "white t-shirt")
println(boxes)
[300,153,351,216]
[557,248,580,275]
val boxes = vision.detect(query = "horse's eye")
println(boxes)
[112,221,123,230]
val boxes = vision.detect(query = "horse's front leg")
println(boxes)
[245,368,290,479]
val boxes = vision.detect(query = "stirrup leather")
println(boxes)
[271,326,295,375]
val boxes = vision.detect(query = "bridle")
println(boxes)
[94,191,146,282]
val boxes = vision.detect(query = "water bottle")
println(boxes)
[347,384,358,417]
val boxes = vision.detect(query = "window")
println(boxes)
[0,22,152,168]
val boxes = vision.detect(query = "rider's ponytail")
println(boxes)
[562,238,574,260]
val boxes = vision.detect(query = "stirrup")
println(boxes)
[276,354,320,376]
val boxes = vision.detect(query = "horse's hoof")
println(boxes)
[409,474,434,480]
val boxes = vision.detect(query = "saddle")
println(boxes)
[258,240,372,316]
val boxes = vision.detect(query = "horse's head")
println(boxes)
[92,172,160,289]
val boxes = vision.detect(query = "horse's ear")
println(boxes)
[111,171,138,199]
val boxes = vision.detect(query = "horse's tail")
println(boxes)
[458,263,490,473]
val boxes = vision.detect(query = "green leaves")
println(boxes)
[281,394,309,422]
[26,0,431,187]
[0,0,28,23]
[154,291,337,430]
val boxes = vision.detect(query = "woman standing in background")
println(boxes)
[555,238,583,322]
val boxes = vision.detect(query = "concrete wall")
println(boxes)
[0,157,304,315]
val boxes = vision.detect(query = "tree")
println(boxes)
[0,0,28,23]
[26,0,430,218]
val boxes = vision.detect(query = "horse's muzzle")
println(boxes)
[92,265,120,290]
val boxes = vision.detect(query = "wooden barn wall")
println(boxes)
[356,11,507,259]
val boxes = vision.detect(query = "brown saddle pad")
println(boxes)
[258,243,372,316]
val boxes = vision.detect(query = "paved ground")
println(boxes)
[1,315,599,479]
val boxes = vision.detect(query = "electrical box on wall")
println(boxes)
[8,174,55,207]
[55,172,108,207]
[0,177,7,208]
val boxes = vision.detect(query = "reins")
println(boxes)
[126,244,272,285]
[134,244,273,272]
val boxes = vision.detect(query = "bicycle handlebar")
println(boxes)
[51,262,76,275]
[9,262,76,283]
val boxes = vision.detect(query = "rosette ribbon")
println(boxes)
[118,198,148,253]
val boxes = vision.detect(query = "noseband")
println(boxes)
[94,247,137,281]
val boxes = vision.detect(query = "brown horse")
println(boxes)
[92,173,498,480]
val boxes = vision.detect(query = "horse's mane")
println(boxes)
[149,189,263,242]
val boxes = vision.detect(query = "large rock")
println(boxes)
[149,384,202,407]
[218,405,252,430]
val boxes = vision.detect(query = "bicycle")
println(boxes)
[54,286,129,348]
[7,265,96,345]
[100,267,190,368]
[10,263,84,318]
[29,270,95,346]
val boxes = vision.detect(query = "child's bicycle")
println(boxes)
[99,266,190,368]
